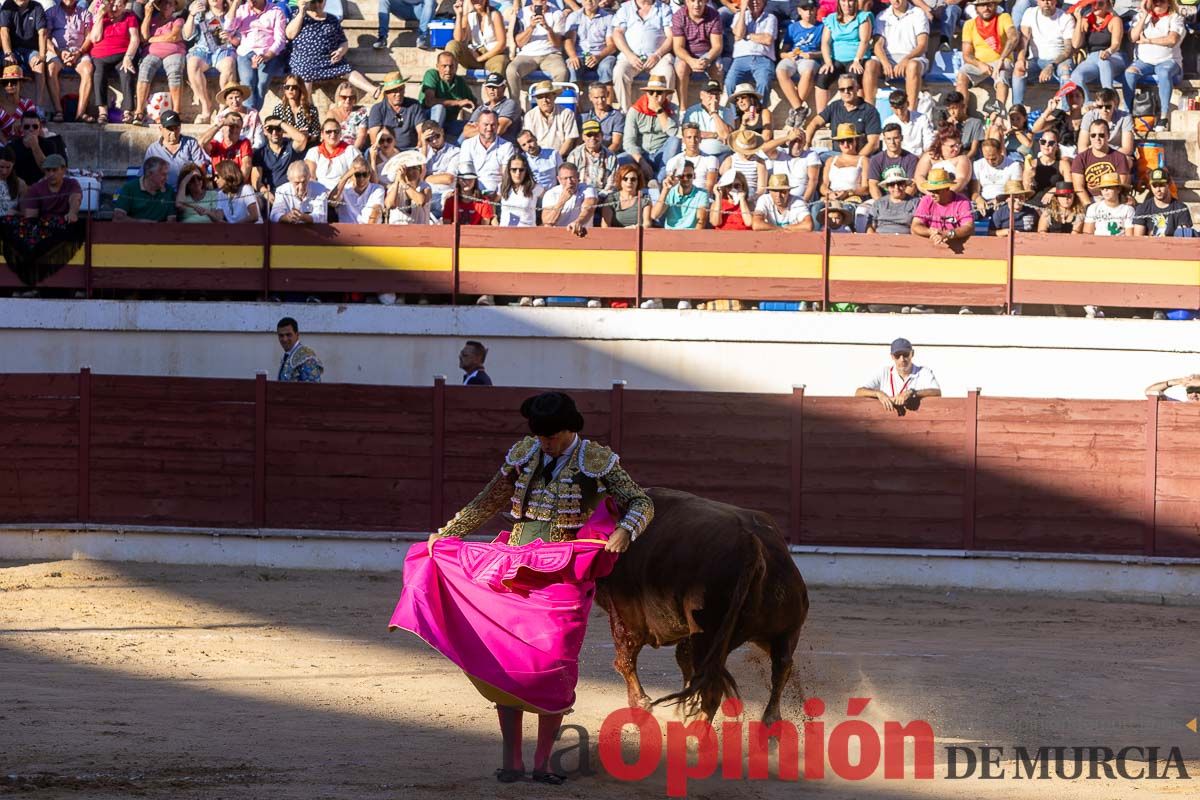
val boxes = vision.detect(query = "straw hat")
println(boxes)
[382,150,427,180]
[921,167,956,192]
[218,82,253,101]
[730,83,760,103]
[1096,172,1125,189]
[830,123,861,141]
[878,165,911,187]
[530,80,560,98]
[0,65,29,82]
[641,75,671,94]
[765,172,792,192]
[997,179,1032,199]
[731,129,764,156]
[381,71,408,91]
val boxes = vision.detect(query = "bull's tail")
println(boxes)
[653,533,767,719]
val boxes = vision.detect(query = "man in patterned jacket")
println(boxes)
[275,316,323,383]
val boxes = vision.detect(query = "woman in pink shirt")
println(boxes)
[88,0,141,125]
[133,0,187,125]
[224,0,287,110]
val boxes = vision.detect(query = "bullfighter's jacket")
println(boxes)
[439,436,654,546]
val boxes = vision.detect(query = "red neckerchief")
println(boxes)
[974,13,1002,54]
[318,140,347,160]
[1149,9,1168,22]
[631,94,674,118]
[1087,10,1113,31]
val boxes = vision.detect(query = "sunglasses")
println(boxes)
[892,351,912,359]
[265,125,282,133]
[583,131,600,137]
[354,171,368,178]
[1089,132,1107,138]
[1096,104,1113,110]
[621,175,638,181]
[1041,139,1058,146]
[837,86,855,93]
[378,136,394,143]
[1,80,20,87]
[21,123,38,130]
[338,95,354,100]
[323,129,341,135]
[284,85,301,91]
[510,166,526,172]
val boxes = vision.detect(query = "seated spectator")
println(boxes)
[720,129,767,198]
[114,156,174,222]
[855,337,941,415]
[769,128,821,204]
[416,120,459,218]
[804,73,881,156]
[683,79,733,159]
[867,166,918,233]
[251,115,306,201]
[868,122,918,199]
[270,159,328,223]
[1068,0,1125,99]
[419,50,475,141]
[0,145,21,217]
[447,0,508,76]
[941,90,985,158]
[526,82,580,159]
[368,72,429,150]
[46,0,94,123]
[914,123,972,195]
[1070,118,1131,206]
[1032,83,1085,157]
[600,162,649,227]
[566,0,617,85]
[517,128,562,190]
[328,154,384,221]
[990,179,1038,234]
[542,162,596,234]
[624,74,680,183]
[175,161,222,222]
[327,83,369,151]
[872,0,928,113]
[133,0,186,126]
[1122,0,1185,132]
[671,0,723,115]
[225,0,288,110]
[970,138,1021,218]
[495,153,544,227]
[385,158,431,225]
[306,117,362,187]
[1025,128,1071,203]
[730,82,774,141]
[1133,168,1192,237]
[820,123,869,211]
[708,169,753,230]
[1082,172,1132,235]
[665,122,717,194]
[0,0,48,110]
[611,0,674,110]
[199,111,252,183]
[458,108,516,193]
[20,153,79,222]
[986,103,1035,157]
[881,88,933,158]
[214,81,263,147]
[1037,179,1085,232]
[88,0,140,125]
[776,0,822,120]
[269,76,318,146]
[816,0,876,109]
[1013,0,1075,107]
[1077,88,1134,155]
[368,126,400,183]
[912,167,973,245]
[957,0,1016,107]
[461,72,521,143]
[928,0,965,54]
[212,159,260,223]
[441,167,496,225]
[146,109,209,186]
[582,82,624,154]
[377,0,434,52]
[505,0,569,101]
[182,0,236,125]
[651,159,708,229]
[823,199,854,233]
[753,172,813,230]
[286,0,376,98]
[725,0,776,103]
[9,111,67,186]
[569,119,618,198]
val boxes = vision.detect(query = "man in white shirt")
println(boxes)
[970,138,1022,216]
[523,80,580,158]
[565,0,617,85]
[329,156,385,223]
[682,79,734,158]
[457,109,516,193]
[855,337,941,415]
[725,0,777,102]
[872,0,929,112]
[418,121,460,220]
[752,172,813,230]
[541,162,597,234]
[505,0,570,101]
[881,91,934,161]
[1013,0,1075,106]
[611,0,675,110]
[271,161,329,224]
[517,128,563,190]
[664,123,719,193]
[770,129,822,202]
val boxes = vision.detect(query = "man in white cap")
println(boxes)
[752,172,813,230]
[611,0,675,110]
[622,73,680,182]
[856,338,941,414]
[523,80,579,158]
[505,0,569,101]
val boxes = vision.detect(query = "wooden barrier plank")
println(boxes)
[974,518,1143,554]
[457,227,636,297]
[0,264,87,290]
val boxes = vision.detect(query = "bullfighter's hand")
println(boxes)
[605,528,631,553]
[427,531,451,556]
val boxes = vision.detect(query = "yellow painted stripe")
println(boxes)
[831,256,1006,285]
[460,247,635,274]
[272,245,450,271]
[1015,256,1200,286]
[644,251,822,278]
[93,244,261,270]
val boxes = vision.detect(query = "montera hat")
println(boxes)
[521,392,585,436]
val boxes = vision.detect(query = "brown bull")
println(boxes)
[595,488,810,726]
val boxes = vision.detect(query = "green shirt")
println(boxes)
[419,69,475,121]
[178,190,219,223]
[114,178,175,222]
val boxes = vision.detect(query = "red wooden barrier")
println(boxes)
[0,373,80,522]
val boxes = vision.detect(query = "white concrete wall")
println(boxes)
[4,299,1200,398]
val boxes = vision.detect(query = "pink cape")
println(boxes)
[389,501,621,715]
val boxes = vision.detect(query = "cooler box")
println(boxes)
[429,19,454,49]
[546,296,588,307]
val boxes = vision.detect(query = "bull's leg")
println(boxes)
[606,607,651,710]
[761,628,801,728]
[673,638,694,688]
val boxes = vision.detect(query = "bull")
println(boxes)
[596,488,810,725]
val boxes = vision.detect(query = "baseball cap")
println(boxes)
[483,72,505,88]
[1054,81,1082,100]
[158,109,181,128]
[42,153,66,169]
[582,119,601,135]
[1148,167,1170,185]
[702,80,721,94]
[796,0,817,7]
[890,338,913,355]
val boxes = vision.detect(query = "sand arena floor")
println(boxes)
[1,558,1197,799]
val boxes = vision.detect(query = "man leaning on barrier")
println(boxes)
[856,337,941,415]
